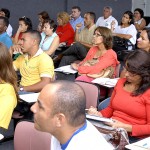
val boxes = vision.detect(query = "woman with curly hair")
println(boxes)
[88,49,150,143]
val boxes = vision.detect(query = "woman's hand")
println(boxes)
[87,106,103,117]
[106,119,132,132]
[71,63,79,70]
[111,20,116,31]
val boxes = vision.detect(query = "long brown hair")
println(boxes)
[0,43,18,99]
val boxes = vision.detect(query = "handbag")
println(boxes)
[113,36,133,50]
[117,50,134,61]
[88,119,129,150]
[113,36,135,61]
[87,66,115,79]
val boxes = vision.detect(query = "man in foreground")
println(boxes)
[31,80,113,150]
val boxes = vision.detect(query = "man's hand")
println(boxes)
[76,23,82,30]
[10,45,23,55]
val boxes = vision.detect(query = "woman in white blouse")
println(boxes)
[111,11,137,50]
[134,8,146,32]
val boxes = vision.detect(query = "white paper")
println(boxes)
[125,137,150,150]
[0,134,4,140]
[86,114,113,123]
[92,78,119,87]
[19,93,39,103]
[54,65,77,74]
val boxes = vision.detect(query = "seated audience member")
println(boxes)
[120,28,150,78]
[72,26,119,82]
[134,8,146,32]
[12,16,32,44]
[0,8,13,37]
[69,6,84,31]
[96,6,118,29]
[37,11,50,33]
[31,80,113,150]
[137,27,150,52]
[88,49,150,143]
[40,19,59,57]
[0,16,13,49]
[55,12,96,67]
[56,11,75,46]
[112,11,137,51]
[0,43,18,129]
[10,30,54,93]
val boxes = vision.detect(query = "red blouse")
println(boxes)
[56,22,75,46]
[101,78,150,138]
[78,46,119,77]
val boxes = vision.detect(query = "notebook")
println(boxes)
[125,137,150,150]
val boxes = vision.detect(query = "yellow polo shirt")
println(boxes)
[13,48,54,86]
[0,83,17,129]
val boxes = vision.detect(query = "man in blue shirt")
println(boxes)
[0,16,13,49]
[69,6,84,32]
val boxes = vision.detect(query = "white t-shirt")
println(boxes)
[96,15,118,29]
[51,120,113,150]
[6,24,13,37]
[114,24,137,45]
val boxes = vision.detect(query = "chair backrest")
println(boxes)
[75,81,100,109]
[14,121,51,150]
[115,63,121,78]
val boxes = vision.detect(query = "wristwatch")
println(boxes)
[20,86,24,91]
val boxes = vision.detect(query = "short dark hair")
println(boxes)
[94,26,113,49]
[0,16,9,27]
[0,8,10,18]
[72,6,81,11]
[38,11,50,20]
[24,30,42,45]
[43,19,57,32]
[125,49,150,96]
[86,12,96,23]
[51,80,86,127]
[134,8,144,18]
[19,16,32,31]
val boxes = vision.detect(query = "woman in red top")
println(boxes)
[56,12,75,46]
[12,16,32,44]
[88,49,150,143]
[71,26,119,82]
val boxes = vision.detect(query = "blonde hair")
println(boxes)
[57,11,70,25]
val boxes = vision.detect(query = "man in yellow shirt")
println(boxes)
[10,30,54,93]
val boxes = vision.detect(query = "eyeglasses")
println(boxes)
[93,33,103,37]
[123,66,137,77]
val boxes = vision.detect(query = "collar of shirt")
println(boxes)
[103,15,112,21]
[61,121,87,150]
[24,48,44,59]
